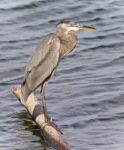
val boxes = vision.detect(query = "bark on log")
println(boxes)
[12,85,70,150]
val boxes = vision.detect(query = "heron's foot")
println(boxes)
[45,116,63,134]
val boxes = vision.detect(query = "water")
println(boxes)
[0,0,124,149]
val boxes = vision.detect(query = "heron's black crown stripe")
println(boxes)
[57,20,71,25]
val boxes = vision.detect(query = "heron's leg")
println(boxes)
[40,82,49,122]
[40,83,62,133]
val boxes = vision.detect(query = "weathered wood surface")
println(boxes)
[12,85,70,150]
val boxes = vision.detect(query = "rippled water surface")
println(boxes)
[0,0,124,150]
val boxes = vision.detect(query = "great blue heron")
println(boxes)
[21,20,96,124]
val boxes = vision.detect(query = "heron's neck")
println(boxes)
[56,31,78,55]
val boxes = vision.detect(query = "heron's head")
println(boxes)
[56,20,96,34]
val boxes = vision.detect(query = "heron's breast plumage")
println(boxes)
[59,32,78,56]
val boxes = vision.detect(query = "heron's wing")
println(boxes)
[23,33,60,85]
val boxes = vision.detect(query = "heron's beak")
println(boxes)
[69,24,96,32]
[79,25,96,31]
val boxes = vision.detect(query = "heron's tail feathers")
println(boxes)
[21,83,32,101]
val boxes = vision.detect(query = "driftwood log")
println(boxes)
[12,85,70,150]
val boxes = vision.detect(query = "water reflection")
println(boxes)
[13,111,50,150]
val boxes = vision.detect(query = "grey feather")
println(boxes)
[21,21,79,101]
[21,33,61,99]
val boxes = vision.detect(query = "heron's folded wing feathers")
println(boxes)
[23,34,60,85]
